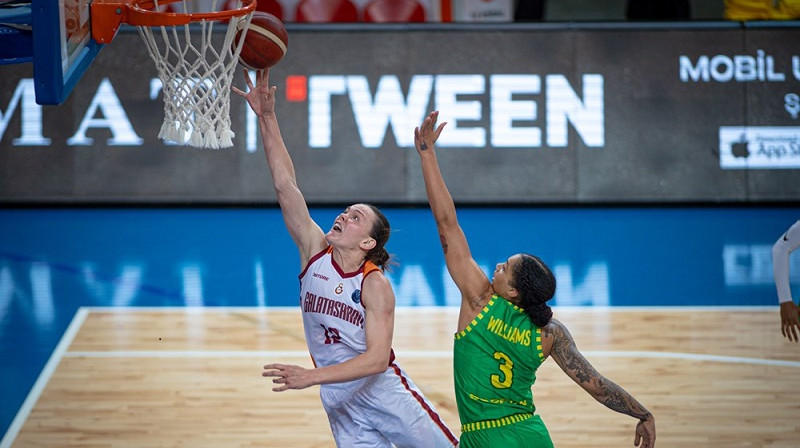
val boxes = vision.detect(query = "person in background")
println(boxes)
[233,71,458,448]
[413,110,655,448]
[772,219,800,342]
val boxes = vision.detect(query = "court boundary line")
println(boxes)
[0,308,88,448]
[65,304,799,368]
[61,349,800,368]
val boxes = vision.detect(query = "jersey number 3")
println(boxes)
[490,351,514,389]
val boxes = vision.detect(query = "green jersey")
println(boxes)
[454,294,549,445]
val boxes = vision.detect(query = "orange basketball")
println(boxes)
[233,12,288,70]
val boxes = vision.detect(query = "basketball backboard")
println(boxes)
[28,0,103,105]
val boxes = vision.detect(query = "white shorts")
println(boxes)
[319,362,458,448]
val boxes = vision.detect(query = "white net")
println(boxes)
[136,0,253,149]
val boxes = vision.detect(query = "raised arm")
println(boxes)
[544,319,655,448]
[414,111,493,313]
[233,69,326,265]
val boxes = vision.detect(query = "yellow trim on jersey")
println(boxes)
[455,298,495,340]
[536,327,544,361]
[460,412,533,433]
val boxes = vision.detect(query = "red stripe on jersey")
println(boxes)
[298,246,332,283]
[389,362,459,446]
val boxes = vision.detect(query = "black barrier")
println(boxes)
[0,22,798,204]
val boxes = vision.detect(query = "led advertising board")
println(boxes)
[1,24,798,203]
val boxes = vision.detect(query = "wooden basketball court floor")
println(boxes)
[3,306,799,448]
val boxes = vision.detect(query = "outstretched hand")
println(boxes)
[780,301,800,342]
[634,414,656,448]
[231,68,275,118]
[414,111,447,154]
[262,363,316,392]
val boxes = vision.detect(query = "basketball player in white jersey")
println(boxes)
[233,70,458,447]
[773,219,800,342]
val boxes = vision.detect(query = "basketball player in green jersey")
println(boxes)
[413,111,656,448]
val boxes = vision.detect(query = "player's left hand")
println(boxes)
[414,111,447,154]
[780,301,800,342]
[634,413,655,448]
[263,363,316,391]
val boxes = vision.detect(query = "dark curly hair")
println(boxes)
[511,253,556,327]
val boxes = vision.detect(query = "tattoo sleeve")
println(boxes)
[547,320,651,421]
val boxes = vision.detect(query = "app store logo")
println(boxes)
[719,126,800,169]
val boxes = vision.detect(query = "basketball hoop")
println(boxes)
[92,0,257,148]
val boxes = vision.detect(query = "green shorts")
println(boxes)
[459,414,553,448]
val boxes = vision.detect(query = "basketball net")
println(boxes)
[135,0,255,149]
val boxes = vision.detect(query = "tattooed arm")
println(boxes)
[544,319,656,448]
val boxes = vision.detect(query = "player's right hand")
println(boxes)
[780,301,800,342]
[634,413,655,448]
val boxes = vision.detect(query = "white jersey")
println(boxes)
[298,247,458,447]
[773,219,800,304]
[299,246,386,382]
